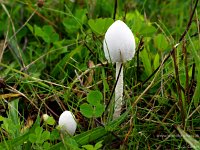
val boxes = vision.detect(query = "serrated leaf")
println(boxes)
[87,90,103,106]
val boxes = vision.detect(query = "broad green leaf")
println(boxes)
[140,48,152,76]
[41,131,50,143]
[50,129,60,141]
[63,9,87,34]
[87,90,103,105]
[126,10,156,37]
[34,25,50,43]
[43,142,51,149]
[140,24,157,37]
[80,103,93,118]
[43,25,59,43]
[0,116,4,121]
[153,53,160,69]
[94,104,105,117]
[88,18,113,35]
[154,34,168,51]
[62,138,80,150]
[45,116,56,126]
[177,126,200,150]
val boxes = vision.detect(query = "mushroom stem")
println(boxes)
[113,62,123,120]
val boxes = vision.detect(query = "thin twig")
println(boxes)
[113,0,118,20]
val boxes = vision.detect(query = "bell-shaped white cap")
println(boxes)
[58,111,77,136]
[103,20,136,63]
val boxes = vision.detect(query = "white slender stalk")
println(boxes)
[113,62,123,120]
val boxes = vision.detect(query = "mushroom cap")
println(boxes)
[103,20,136,63]
[58,111,77,136]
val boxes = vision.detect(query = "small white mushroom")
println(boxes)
[58,111,77,136]
[42,114,49,122]
[103,20,136,120]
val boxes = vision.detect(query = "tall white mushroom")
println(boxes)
[103,20,136,120]
[58,111,77,136]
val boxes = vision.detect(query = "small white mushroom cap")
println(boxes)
[42,114,49,122]
[58,111,77,136]
[103,20,136,63]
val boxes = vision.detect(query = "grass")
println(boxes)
[0,0,200,149]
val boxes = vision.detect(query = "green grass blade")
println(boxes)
[177,126,200,150]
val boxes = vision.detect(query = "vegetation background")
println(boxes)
[0,0,200,149]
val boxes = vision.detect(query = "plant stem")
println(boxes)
[113,62,123,120]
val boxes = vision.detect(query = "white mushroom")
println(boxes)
[58,111,77,136]
[103,20,136,120]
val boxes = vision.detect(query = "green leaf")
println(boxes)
[94,140,103,149]
[153,53,160,69]
[140,24,157,37]
[88,18,113,35]
[41,131,50,142]
[50,129,60,141]
[140,48,152,76]
[43,25,59,43]
[0,116,4,121]
[177,126,200,150]
[80,103,93,118]
[35,126,43,136]
[63,9,87,34]
[29,133,37,143]
[94,104,105,118]
[45,116,56,126]
[34,25,49,43]
[43,142,50,149]
[82,145,94,150]
[63,137,80,150]
[87,90,103,106]
[154,34,168,51]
